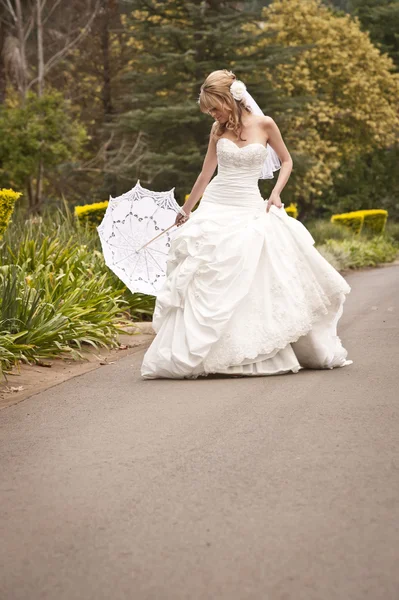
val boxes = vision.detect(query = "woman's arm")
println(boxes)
[176,123,218,224]
[263,116,293,212]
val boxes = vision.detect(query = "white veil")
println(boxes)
[242,89,281,180]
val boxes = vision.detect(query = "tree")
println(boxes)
[60,0,138,200]
[259,0,399,217]
[108,0,290,200]
[321,144,399,220]
[327,0,399,69]
[0,0,100,210]
[0,90,87,210]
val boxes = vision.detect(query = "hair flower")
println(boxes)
[230,80,246,101]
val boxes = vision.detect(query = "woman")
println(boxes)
[140,69,352,379]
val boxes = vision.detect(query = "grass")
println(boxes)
[306,219,398,270]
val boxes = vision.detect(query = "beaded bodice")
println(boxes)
[216,138,269,178]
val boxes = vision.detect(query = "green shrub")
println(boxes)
[384,221,399,243]
[307,220,355,245]
[0,330,33,375]
[318,236,398,270]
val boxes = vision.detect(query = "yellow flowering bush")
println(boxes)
[285,202,298,219]
[0,188,22,239]
[331,209,388,235]
[74,201,109,227]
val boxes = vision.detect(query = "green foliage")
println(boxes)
[0,91,87,196]
[318,235,398,269]
[0,328,33,375]
[0,234,125,374]
[0,208,156,375]
[259,0,399,216]
[351,0,399,68]
[306,219,356,245]
[385,221,399,242]
[112,0,289,201]
[324,0,399,67]
[0,188,22,239]
[320,144,399,220]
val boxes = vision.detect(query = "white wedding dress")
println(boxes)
[140,137,353,379]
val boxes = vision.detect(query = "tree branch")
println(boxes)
[77,131,149,178]
[26,0,101,91]
[42,0,62,25]
[1,0,17,23]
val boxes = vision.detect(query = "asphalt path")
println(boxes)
[1,265,398,600]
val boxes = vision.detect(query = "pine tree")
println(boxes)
[111,0,289,201]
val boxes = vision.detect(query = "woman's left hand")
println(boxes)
[266,192,283,213]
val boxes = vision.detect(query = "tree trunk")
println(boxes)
[26,177,34,210]
[37,0,44,97]
[33,0,45,214]
[35,159,44,215]
[101,0,113,120]
[0,16,6,104]
[15,0,28,101]
[100,0,118,195]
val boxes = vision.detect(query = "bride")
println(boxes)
[140,69,353,379]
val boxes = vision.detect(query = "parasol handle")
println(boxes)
[135,222,177,253]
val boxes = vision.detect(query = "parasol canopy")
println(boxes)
[97,180,182,296]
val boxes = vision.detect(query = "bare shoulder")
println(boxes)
[260,115,278,131]
[259,114,291,160]
[249,114,278,137]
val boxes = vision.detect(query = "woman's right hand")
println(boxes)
[175,204,191,227]
[175,212,188,227]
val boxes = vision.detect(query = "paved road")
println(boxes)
[1,265,398,600]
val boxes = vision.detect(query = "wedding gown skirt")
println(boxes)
[141,138,352,379]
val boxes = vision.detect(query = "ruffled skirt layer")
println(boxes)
[140,200,352,379]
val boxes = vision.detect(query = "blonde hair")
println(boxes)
[198,69,251,142]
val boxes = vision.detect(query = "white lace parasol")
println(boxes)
[97,180,181,296]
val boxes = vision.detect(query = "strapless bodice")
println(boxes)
[200,137,269,208]
[216,138,268,174]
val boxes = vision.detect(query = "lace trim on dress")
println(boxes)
[202,254,350,372]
